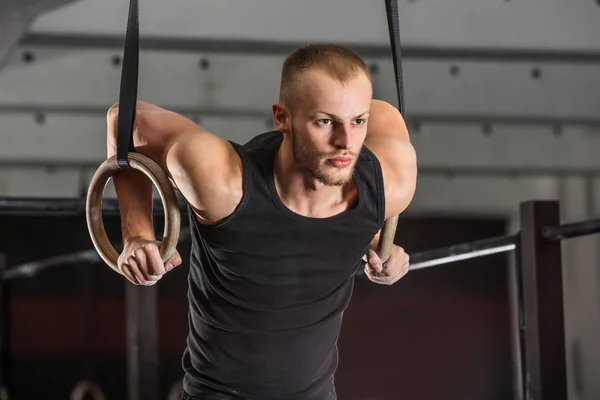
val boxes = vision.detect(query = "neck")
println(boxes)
[273,135,357,218]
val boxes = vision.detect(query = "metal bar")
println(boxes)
[518,200,567,400]
[0,197,188,216]
[0,253,12,400]
[1,228,191,281]
[410,114,600,128]
[508,243,525,400]
[3,104,600,128]
[417,167,600,178]
[0,104,268,119]
[80,258,96,381]
[1,249,99,280]
[409,234,518,271]
[126,283,159,400]
[20,33,600,63]
[541,217,600,241]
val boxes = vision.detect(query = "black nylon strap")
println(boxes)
[116,0,140,169]
[385,0,405,116]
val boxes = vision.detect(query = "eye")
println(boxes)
[353,118,365,125]
[317,119,333,126]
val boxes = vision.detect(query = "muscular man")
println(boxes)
[106,44,417,399]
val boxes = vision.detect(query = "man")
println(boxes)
[107,44,417,399]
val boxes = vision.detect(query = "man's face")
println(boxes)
[285,69,372,187]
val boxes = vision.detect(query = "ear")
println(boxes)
[272,103,290,134]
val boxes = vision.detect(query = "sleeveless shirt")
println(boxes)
[181,131,385,399]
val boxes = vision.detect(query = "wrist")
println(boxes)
[113,171,155,245]
[120,208,155,243]
[123,234,156,247]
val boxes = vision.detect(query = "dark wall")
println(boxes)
[336,216,513,400]
[0,212,512,400]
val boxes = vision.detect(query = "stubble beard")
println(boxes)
[290,125,357,187]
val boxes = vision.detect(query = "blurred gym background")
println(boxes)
[0,0,599,399]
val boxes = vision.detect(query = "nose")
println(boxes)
[333,124,353,150]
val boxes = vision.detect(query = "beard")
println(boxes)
[290,125,357,187]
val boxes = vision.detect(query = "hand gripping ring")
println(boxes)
[86,152,181,273]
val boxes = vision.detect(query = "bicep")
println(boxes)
[167,130,243,224]
[108,102,243,223]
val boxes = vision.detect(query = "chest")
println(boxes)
[200,213,377,288]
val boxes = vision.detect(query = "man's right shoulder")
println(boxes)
[172,131,281,225]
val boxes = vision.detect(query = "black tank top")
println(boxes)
[182,131,385,399]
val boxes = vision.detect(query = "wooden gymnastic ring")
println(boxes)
[86,152,180,273]
[69,380,107,400]
[377,214,399,264]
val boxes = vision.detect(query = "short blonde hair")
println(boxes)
[279,43,371,106]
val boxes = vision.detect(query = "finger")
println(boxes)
[144,274,162,285]
[145,243,166,275]
[132,249,154,282]
[366,249,383,273]
[133,247,148,273]
[366,259,397,283]
[169,251,183,270]
[367,262,389,278]
[130,257,161,286]
[369,275,389,285]
[390,273,404,285]
[387,269,405,285]
[389,261,411,285]
[165,252,181,272]
[364,262,380,277]
[135,246,165,280]
[367,264,382,276]
[364,265,387,284]
[121,264,139,285]
[398,253,410,273]
[127,258,149,285]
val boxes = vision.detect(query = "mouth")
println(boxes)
[328,157,353,168]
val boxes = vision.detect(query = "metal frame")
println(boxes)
[2,198,600,399]
[19,34,600,63]
[0,253,11,400]
[126,284,159,400]
[2,104,600,128]
[408,233,517,270]
[0,197,187,216]
[519,201,567,399]
[542,217,600,241]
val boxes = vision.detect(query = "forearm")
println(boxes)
[106,102,176,243]
[113,169,155,243]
